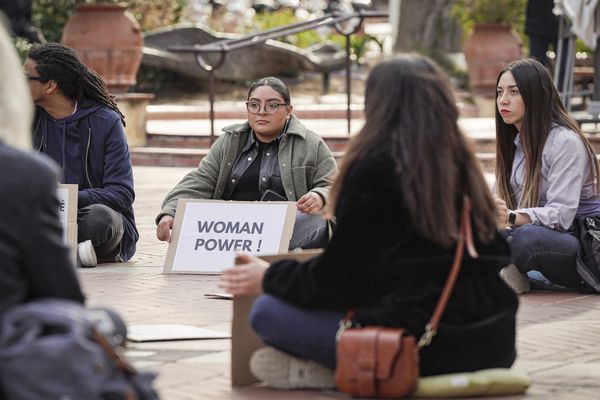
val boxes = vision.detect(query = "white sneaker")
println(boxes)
[500,264,530,294]
[77,240,98,268]
[250,347,335,390]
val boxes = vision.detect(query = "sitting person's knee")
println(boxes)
[509,224,547,248]
[79,204,123,234]
[249,295,278,335]
[289,213,329,250]
[78,204,124,248]
[82,204,120,224]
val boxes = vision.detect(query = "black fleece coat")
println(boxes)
[263,148,519,376]
[525,0,559,39]
[0,144,84,316]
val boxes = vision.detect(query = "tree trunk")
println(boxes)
[392,0,461,53]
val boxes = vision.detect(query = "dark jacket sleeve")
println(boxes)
[21,155,85,303]
[263,153,402,309]
[78,116,135,213]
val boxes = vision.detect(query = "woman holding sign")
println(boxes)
[220,54,518,389]
[157,77,336,250]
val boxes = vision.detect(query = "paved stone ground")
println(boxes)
[78,162,600,399]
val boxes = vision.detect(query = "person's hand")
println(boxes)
[493,194,509,228]
[219,254,270,296]
[156,215,174,242]
[297,192,324,214]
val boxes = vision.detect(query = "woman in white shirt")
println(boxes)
[494,58,600,291]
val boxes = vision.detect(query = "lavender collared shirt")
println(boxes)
[510,124,600,231]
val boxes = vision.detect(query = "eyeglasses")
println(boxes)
[24,74,46,82]
[246,101,287,115]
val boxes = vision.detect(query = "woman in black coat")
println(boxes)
[220,54,518,389]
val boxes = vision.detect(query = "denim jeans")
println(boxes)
[77,204,124,262]
[507,224,581,288]
[250,294,342,369]
[288,212,330,250]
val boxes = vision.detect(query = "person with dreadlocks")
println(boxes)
[24,43,138,268]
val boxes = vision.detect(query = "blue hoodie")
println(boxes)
[32,99,138,261]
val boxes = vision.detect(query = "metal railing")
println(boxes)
[169,9,388,143]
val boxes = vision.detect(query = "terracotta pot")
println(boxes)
[61,4,143,94]
[463,23,522,97]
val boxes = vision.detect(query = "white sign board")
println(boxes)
[57,187,69,236]
[56,184,78,263]
[57,184,77,237]
[163,199,296,274]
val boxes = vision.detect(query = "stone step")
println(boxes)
[130,145,600,175]
[131,147,495,173]
[134,115,600,170]
[146,99,482,120]
[147,104,365,121]
[146,118,367,137]
[146,117,498,133]
[131,146,496,172]
[146,133,356,153]
[131,147,495,172]
[144,133,495,153]
[131,147,347,168]
[144,117,499,151]
[131,147,210,168]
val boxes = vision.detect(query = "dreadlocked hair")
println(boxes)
[28,43,126,127]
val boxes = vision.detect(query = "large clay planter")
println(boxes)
[463,23,522,97]
[61,4,143,94]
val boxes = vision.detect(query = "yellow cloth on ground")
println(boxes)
[414,368,530,398]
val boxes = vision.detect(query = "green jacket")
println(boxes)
[157,115,337,223]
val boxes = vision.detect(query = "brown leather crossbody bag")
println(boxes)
[335,199,478,398]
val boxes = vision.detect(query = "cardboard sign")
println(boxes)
[230,250,323,387]
[163,199,297,274]
[57,184,78,262]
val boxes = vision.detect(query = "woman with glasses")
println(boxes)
[157,77,337,250]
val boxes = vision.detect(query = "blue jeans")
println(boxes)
[289,212,329,250]
[250,294,342,369]
[77,204,124,262]
[507,224,581,288]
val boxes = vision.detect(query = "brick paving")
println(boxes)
[77,153,600,399]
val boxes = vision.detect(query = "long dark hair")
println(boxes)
[495,58,599,209]
[328,54,498,247]
[27,43,125,126]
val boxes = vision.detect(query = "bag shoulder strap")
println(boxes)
[417,196,478,348]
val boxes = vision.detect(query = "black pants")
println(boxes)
[528,35,568,87]
[529,35,556,66]
[77,204,124,262]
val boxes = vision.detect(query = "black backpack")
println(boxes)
[574,217,600,293]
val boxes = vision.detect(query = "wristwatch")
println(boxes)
[507,211,517,227]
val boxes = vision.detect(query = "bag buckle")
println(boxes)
[336,318,353,342]
[417,323,437,348]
